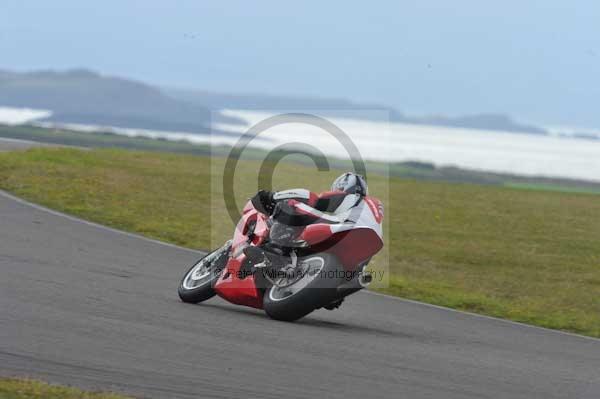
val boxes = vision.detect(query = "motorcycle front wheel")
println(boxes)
[263,252,343,321]
[178,241,231,304]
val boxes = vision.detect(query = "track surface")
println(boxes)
[0,137,60,151]
[1,191,600,399]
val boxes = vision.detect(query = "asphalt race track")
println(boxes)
[0,137,61,152]
[1,190,600,399]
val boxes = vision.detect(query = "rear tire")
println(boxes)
[263,252,343,321]
[178,242,230,304]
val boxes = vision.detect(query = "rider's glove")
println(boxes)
[251,190,275,215]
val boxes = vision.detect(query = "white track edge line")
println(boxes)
[0,189,204,255]
[0,137,42,144]
[363,290,600,343]
[2,189,598,343]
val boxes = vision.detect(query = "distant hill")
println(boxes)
[167,88,546,134]
[0,69,241,133]
[0,68,546,135]
[410,113,546,134]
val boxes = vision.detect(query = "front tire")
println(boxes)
[263,252,343,321]
[178,242,230,304]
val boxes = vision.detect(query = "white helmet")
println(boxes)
[331,173,368,196]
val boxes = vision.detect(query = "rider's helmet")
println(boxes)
[331,172,368,196]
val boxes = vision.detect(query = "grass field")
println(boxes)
[1,147,599,337]
[0,378,130,399]
[505,182,600,195]
[3,123,600,193]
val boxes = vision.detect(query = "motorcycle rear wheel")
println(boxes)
[178,242,230,304]
[263,252,343,321]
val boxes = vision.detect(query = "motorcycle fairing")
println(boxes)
[213,194,384,309]
[213,202,268,309]
[299,195,383,268]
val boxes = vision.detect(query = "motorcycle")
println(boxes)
[178,190,384,321]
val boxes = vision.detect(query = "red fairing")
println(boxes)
[299,194,384,271]
[301,225,382,270]
[214,193,384,309]
[213,201,268,309]
[299,224,333,245]
[213,257,264,309]
[327,228,383,269]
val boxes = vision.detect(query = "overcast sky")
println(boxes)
[1,0,599,128]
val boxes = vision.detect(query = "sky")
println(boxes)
[1,0,599,128]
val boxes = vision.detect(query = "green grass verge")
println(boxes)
[0,378,130,399]
[1,147,599,337]
[3,123,600,193]
[505,182,600,195]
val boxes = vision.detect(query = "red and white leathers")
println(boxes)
[272,188,360,222]
[269,188,383,241]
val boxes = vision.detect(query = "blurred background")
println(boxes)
[3,4,600,399]
[1,0,600,188]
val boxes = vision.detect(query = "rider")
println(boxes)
[251,172,368,226]
[247,173,370,306]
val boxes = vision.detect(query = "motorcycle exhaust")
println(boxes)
[359,271,373,288]
[336,265,372,297]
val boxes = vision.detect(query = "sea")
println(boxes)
[1,106,599,183]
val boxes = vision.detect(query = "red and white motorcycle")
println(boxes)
[178,188,384,321]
